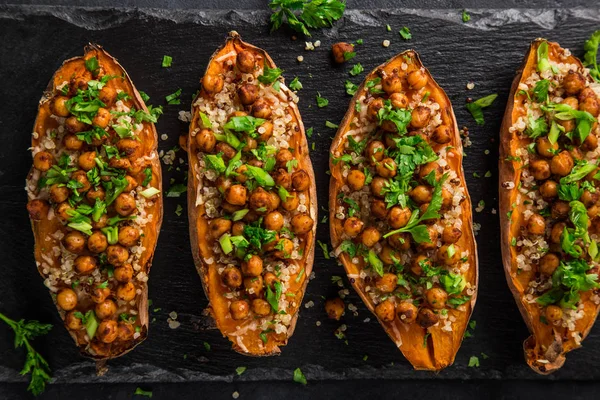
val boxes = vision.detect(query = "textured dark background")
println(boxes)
[1,1,600,399]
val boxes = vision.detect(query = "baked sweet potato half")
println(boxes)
[188,31,317,355]
[499,39,600,374]
[25,44,163,359]
[329,50,478,370]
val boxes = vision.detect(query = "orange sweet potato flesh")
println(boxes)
[329,50,478,371]
[188,32,317,355]
[499,39,600,374]
[26,44,162,360]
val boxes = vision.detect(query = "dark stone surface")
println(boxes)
[1,2,600,399]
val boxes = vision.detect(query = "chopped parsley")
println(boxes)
[345,80,359,95]
[349,63,364,76]
[134,387,153,398]
[466,94,498,126]
[317,240,330,259]
[165,88,182,105]
[316,92,329,107]
[583,30,600,82]
[166,183,187,198]
[293,367,308,385]
[399,26,412,40]
[468,356,480,367]
[162,55,173,68]
[461,10,471,22]
[289,77,303,90]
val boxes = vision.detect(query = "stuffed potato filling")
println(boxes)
[332,56,474,333]
[504,41,600,343]
[190,47,314,346]
[26,51,161,356]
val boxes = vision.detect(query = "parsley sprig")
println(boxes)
[583,30,600,82]
[0,312,52,396]
[269,0,346,37]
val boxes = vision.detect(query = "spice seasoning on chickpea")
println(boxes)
[499,39,600,374]
[329,49,478,371]
[26,44,163,359]
[188,32,316,356]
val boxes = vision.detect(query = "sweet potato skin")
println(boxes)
[27,44,163,360]
[498,39,600,374]
[329,50,478,371]
[187,31,317,356]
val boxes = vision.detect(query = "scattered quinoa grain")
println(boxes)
[382,40,391,47]
[297,56,304,62]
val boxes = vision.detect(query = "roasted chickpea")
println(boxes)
[49,184,69,204]
[71,170,91,193]
[114,193,136,216]
[55,201,73,221]
[215,142,236,161]
[281,193,299,211]
[76,151,96,171]
[91,286,110,304]
[291,214,314,235]
[62,134,84,151]
[370,176,388,198]
[551,200,570,220]
[380,245,398,265]
[258,120,274,142]
[441,224,462,243]
[221,266,242,288]
[417,307,439,328]
[250,299,271,317]
[65,311,83,330]
[88,231,108,253]
[209,218,231,240]
[95,299,117,320]
[390,92,409,109]
[571,144,585,161]
[92,107,111,128]
[252,98,272,119]
[276,149,294,167]
[242,255,263,277]
[418,226,439,251]
[563,70,586,95]
[387,206,411,229]
[367,98,385,122]
[325,297,345,320]
[563,96,579,110]
[234,50,255,73]
[116,139,142,160]
[272,168,291,190]
[545,305,563,323]
[361,227,381,248]
[117,282,136,302]
[343,217,364,238]
[274,238,294,259]
[230,300,250,320]
[371,199,388,219]
[26,199,49,221]
[583,133,599,151]
[581,190,599,208]
[539,253,560,276]
[365,140,386,164]
[263,272,279,290]
[407,69,428,89]
[51,95,70,117]
[426,287,448,309]
[244,275,264,296]
[33,151,53,172]
[117,322,134,341]
[249,187,270,211]
[97,85,116,106]
[92,214,108,230]
[376,158,397,178]
[114,264,133,283]
[396,302,418,324]
[260,212,282,233]
[539,180,558,200]
[346,169,366,191]
[292,170,310,191]
[557,116,575,133]
[410,106,432,129]
[202,73,224,93]
[237,83,258,105]
[431,125,451,144]
[375,273,398,293]
[375,300,396,322]
[589,205,600,220]
[580,96,600,117]
[551,151,574,177]
[387,232,411,250]
[438,244,461,265]
[107,245,129,266]
[118,226,140,247]
[410,185,433,204]
[331,42,354,64]
[57,288,78,311]
[530,159,551,180]
[62,231,85,255]
[535,137,558,158]
[74,255,97,274]
[382,71,402,94]
[527,214,546,235]
[550,222,567,244]
[109,157,131,171]
[419,162,442,182]
[65,116,87,134]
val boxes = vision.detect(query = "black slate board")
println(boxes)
[1,4,600,399]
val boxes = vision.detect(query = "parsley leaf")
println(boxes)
[258,62,283,85]
[266,281,283,312]
[316,92,329,107]
[345,80,358,95]
[466,94,498,126]
[399,26,412,40]
[349,63,364,76]
[583,30,600,82]
[289,77,303,91]
[532,79,550,103]
[269,0,346,37]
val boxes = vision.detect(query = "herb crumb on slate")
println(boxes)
[135,387,153,398]
[293,367,308,385]
[399,26,412,40]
